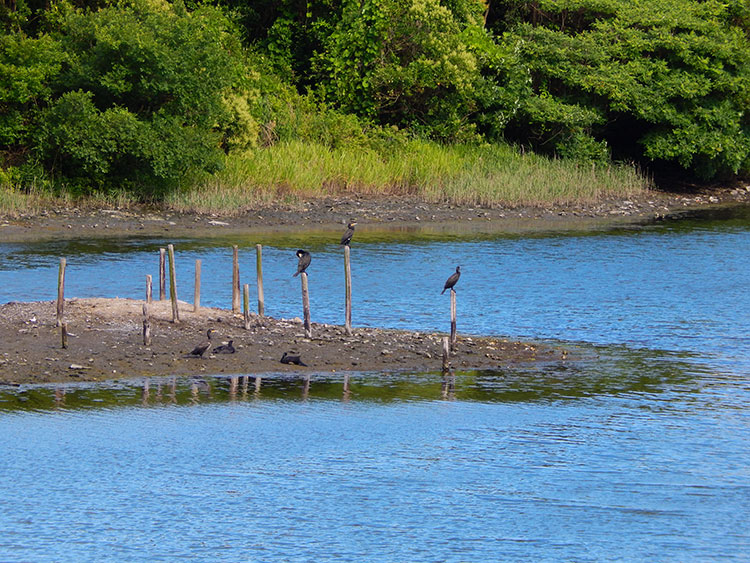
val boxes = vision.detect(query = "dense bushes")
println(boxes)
[494,0,750,178]
[1,0,749,196]
[2,0,247,193]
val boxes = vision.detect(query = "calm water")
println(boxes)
[1,206,749,561]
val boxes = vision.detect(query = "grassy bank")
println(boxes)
[168,140,650,215]
[2,140,650,217]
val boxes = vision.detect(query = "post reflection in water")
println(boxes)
[342,373,350,402]
[302,374,311,401]
[0,349,747,563]
[141,379,150,405]
[54,387,65,408]
[442,371,456,401]
[228,376,238,401]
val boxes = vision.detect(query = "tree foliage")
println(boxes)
[2,0,750,193]
[3,0,247,192]
[495,0,750,176]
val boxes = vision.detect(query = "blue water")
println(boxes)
[1,205,749,561]
[2,206,749,372]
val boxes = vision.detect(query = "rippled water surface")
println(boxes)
[1,206,749,561]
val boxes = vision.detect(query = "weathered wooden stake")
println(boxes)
[450,289,457,351]
[167,244,179,323]
[194,259,201,312]
[159,248,166,300]
[232,245,240,313]
[344,245,352,336]
[60,322,68,349]
[442,336,450,373]
[146,274,153,304]
[301,272,312,338]
[243,283,251,330]
[256,244,264,317]
[56,258,66,327]
[142,303,151,346]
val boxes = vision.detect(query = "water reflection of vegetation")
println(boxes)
[0,347,712,413]
[3,204,748,261]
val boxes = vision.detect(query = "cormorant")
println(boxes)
[187,329,214,357]
[441,266,461,294]
[280,352,307,366]
[340,221,357,246]
[293,249,311,277]
[213,340,235,354]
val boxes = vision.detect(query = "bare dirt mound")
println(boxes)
[0,298,563,385]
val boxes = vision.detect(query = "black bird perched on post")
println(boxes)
[186,329,214,357]
[213,340,235,354]
[340,221,357,246]
[281,352,307,366]
[293,249,311,277]
[441,266,461,294]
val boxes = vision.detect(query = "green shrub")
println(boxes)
[14,0,247,193]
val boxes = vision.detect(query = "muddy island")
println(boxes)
[0,298,562,386]
[2,185,748,385]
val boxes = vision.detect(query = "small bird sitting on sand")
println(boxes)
[213,340,235,354]
[441,266,461,294]
[280,352,307,366]
[340,221,357,246]
[186,329,214,357]
[293,249,311,277]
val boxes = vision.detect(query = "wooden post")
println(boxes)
[232,245,240,313]
[344,245,352,335]
[159,248,166,300]
[256,244,264,317]
[442,336,450,373]
[56,258,66,327]
[450,289,457,351]
[146,274,153,304]
[301,272,312,338]
[167,244,179,323]
[194,259,201,312]
[142,303,151,346]
[243,283,251,330]
[60,322,68,349]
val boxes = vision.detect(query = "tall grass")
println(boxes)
[0,183,61,217]
[0,181,139,217]
[3,139,650,217]
[166,140,650,214]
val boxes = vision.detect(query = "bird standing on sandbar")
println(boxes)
[213,340,235,354]
[186,329,215,357]
[281,352,307,366]
[441,266,461,294]
[340,221,357,246]
[293,249,311,277]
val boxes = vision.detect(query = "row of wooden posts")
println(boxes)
[54,243,459,369]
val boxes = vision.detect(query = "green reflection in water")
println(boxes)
[0,344,714,414]
[4,204,749,260]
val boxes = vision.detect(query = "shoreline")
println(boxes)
[2,186,748,386]
[0,298,563,386]
[1,185,749,243]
